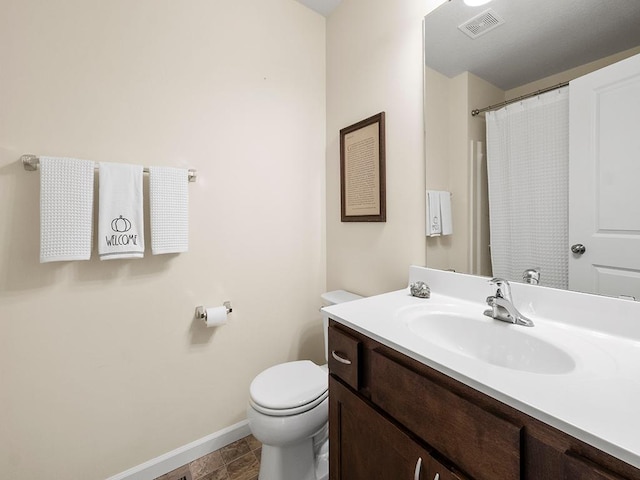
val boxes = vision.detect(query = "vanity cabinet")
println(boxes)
[327,321,640,480]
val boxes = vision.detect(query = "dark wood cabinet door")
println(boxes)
[565,453,632,480]
[429,456,470,480]
[524,429,640,480]
[329,375,430,480]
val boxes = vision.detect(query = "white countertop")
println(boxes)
[322,267,640,469]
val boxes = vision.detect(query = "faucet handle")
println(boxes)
[523,268,540,285]
[489,277,511,300]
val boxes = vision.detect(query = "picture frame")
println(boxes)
[339,112,386,222]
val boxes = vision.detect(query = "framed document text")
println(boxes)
[340,112,386,222]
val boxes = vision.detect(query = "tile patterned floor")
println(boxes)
[155,435,261,480]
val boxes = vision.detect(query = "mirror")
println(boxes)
[423,0,640,295]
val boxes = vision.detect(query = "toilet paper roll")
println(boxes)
[204,306,228,327]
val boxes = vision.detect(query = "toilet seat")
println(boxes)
[250,360,328,417]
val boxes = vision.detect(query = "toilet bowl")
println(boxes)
[247,290,362,480]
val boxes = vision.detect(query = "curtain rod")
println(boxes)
[470,81,569,117]
[21,154,197,182]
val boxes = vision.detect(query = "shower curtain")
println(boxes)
[486,87,569,289]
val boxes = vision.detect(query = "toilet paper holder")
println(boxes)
[195,301,233,321]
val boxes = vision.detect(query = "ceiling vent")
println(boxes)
[458,9,505,39]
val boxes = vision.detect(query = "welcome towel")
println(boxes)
[98,162,144,260]
[149,166,189,255]
[40,157,95,263]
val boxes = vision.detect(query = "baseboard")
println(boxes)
[106,420,251,480]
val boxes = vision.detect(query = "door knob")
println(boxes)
[571,244,586,254]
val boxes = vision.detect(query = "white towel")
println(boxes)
[426,190,441,237]
[439,191,453,236]
[98,162,144,260]
[149,166,189,255]
[40,157,95,263]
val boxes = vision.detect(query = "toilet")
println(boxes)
[247,290,362,480]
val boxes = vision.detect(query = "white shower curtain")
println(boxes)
[486,87,569,289]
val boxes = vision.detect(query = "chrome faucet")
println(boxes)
[522,268,540,285]
[484,278,534,327]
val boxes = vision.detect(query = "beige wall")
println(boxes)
[0,1,325,479]
[424,66,452,271]
[424,69,502,275]
[326,0,445,296]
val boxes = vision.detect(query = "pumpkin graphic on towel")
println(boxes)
[111,215,132,233]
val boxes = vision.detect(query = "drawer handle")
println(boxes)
[414,457,422,480]
[331,350,352,365]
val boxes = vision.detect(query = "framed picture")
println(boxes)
[340,112,386,222]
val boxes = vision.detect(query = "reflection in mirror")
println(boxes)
[423,0,640,298]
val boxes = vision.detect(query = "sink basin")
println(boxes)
[403,310,576,374]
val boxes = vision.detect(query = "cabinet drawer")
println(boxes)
[370,349,521,480]
[328,325,360,390]
[565,452,630,480]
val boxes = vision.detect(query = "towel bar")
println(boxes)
[21,154,197,182]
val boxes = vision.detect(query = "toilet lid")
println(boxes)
[250,360,328,410]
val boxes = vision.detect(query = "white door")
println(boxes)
[569,52,640,298]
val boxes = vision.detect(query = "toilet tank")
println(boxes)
[321,290,363,362]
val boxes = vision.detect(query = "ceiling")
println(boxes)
[425,0,640,90]
[295,0,343,17]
